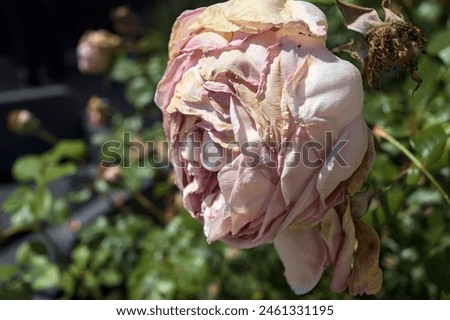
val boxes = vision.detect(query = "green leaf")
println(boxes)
[110,58,143,83]
[67,188,93,204]
[122,116,143,132]
[405,167,421,186]
[0,265,18,280]
[16,243,31,265]
[47,139,87,162]
[16,242,48,265]
[407,189,442,206]
[31,264,60,291]
[12,155,43,182]
[371,153,399,183]
[10,206,35,226]
[125,76,154,110]
[426,29,450,56]
[42,163,77,184]
[425,211,446,245]
[145,56,165,83]
[30,187,53,219]
[94,179,110,193]
[438,46,450,66]
[72,245,91,270]
[2,186,33,214]
[425,245,450,293]
[52,198,71,224]
[60,272,76,298]
[411,124,447,165]
[99,269,123,287]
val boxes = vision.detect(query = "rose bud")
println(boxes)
[155,0,380,295]
[98,165,122,185]
[86,95,110,128]
[110,6,144,38]
[76,29,121,75]
[7,109,58,144]
[7,109,41,135]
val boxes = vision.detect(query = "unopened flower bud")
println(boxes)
[86,95,110,127]
[98,165,122,185]
[110,6,144,38]
[7,109,41,135]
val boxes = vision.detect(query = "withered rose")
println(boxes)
[76,30,121,75]
[155,0,381,295]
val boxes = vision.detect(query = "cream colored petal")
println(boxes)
[189,0,327,42]
[280,55,310,124]
[219,155,277,235]
[184,32,229,53]
[229,97,261,143]
[175,67,205,103]
[319,208,343,265]
[168,8,205,59]
[329,205,356,292]
[203,193,232,243]
[274,226,328,295]
[316,116,368,201]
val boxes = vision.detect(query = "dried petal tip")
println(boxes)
[335,0,383,36]
[348,219,383,295]
[335,0,427,91]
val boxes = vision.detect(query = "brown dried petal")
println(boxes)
[346,128,376,195]
[332,39,369,64]
[348,219,383,295]
[335,0,383,36]
[381,0,403,24]
[349,189,377,219]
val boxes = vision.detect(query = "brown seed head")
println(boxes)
[364,21,426,90]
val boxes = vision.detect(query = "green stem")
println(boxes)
[373,126,450,206]
[35,127,58,145]
[0,223,39,239]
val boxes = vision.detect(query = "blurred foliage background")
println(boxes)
[0,0,449,299]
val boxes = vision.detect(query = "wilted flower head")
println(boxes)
[335,0,426,89]
[77,30,121,75]
[155,0,381,295]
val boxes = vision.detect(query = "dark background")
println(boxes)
[0,0,148,89]
[0,0,149,182]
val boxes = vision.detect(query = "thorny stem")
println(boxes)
[373,126,450,206]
